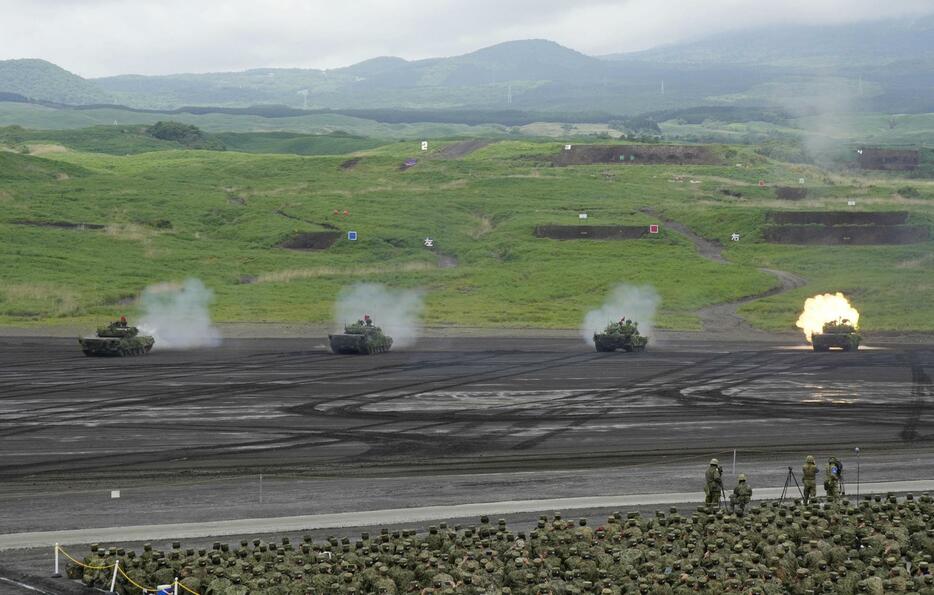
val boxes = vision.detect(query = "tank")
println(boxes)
[78,321,155,357]
[811,319,861,352]
[329,318,393,355]
[593,319,648,352]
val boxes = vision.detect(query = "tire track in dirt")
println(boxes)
[644,209,807,335]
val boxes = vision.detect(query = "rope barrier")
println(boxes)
[56,544,202,595]
[116,564,166,593]
[56,545,115,570]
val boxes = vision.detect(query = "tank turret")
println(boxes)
[328,316,393,355]
[811,318,861,351]
[78,319,155,357]
[593,318,648,353]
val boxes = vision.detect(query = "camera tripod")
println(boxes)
[779,466,804,504]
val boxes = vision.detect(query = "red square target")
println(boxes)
[649,224,659,234]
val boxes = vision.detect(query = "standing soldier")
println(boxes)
[729,475,752,515]
[803,455,819,504]
[824,457,843,503]
[704,459,723,508]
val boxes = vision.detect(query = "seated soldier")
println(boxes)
[729,474,752,515]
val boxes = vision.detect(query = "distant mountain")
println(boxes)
[2,19,934,116]
[604,17,934,69]
[0,59,111,104]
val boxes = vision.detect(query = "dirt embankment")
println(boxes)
[339,157,361,170]
[534,225,651,240]
[763,225,929,245]
[554,144,720,166]
[12,220,104,230]
[857,148,919,171]
[278,232,341,250]
[774,187,808,200]
[438,139,492,158]
[764,211,929,245]
[767,211,909,225]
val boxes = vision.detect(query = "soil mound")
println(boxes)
[554,144,719,166]
[763,224,929,245]
[857,148,919,171]
[439,139,492,158]
[278,231,341,250]
[534,225,651,240]
[774,187,808,200]
[12,219,104,230]
[339,157,361,170]
[767,211,909,225]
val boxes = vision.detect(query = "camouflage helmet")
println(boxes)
[710,459,719,465]
[738,474,747,482]
[806,455,815,463]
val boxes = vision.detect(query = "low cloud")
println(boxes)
[1,0,931,76]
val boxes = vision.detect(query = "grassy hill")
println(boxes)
[1,133,932,332]
[0,125,387,156]
[0,59,111,104]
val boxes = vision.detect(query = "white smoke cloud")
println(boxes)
[139,278,221,349]
[334,283,425,348]
[580,284,660,346]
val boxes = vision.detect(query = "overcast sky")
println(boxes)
[2,0,933,78]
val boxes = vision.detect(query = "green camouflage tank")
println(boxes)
[79,320,155,357]
[329,317,393,355]
[811,318,860,352]
[593,319,648,352]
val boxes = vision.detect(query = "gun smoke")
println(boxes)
[581,284,660,346]
[335,283,424,348]
[139,278,222,349]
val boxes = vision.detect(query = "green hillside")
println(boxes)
[0,59,110,104]
[1,136,932,332]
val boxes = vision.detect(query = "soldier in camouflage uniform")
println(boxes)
[704,458,723,508]
[824,456,843,503]
[729,474,752,515]
[802,455,818,504]
[66,490,934,595]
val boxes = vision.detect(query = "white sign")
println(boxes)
[111,490,121,499]
[423,237,434,247]
[847,200,856,206]
[564,144,572,151]
[799,178,806,184]
[579,213,588,220]
[421,141,428,151]
[731,233,740,242]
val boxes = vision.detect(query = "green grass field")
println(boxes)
[1,134,932,332]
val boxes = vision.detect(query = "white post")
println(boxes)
[175,576,180,594]
[732,450,736,475]
[109,559,119,593]
[259,474,263,505]
[52,543,61,577]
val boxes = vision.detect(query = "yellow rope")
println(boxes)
[57,545,114,570]
[117,565,202,595]
[58,545,202,595]
[116,565,155,592]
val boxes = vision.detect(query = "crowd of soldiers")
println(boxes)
[69,490,934,594]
